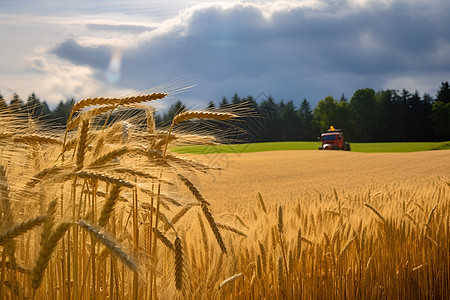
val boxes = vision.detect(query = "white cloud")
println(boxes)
[25,56,50,72]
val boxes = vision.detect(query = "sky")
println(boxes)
[0,0,449,109]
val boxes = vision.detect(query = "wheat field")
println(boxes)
[0,96,449,299]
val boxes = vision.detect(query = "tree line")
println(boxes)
[1,81,449,142]
[161,82,449,142]
[0,93,74,126]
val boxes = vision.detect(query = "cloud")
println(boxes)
[86,23,155,33]
[25,56,50,72]
[53,39,111,69]
[35,0,450,106]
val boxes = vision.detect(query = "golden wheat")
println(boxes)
[31,222,72,290]
[0,93,448,299]
[77,219,139,272]
[172,111,237,125]
[0,216,50,246]
[70,93,168,116]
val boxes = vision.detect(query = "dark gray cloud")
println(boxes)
[51,1,450,106]
[53,39,110,69]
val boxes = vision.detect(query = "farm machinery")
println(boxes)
[318,126,351,151]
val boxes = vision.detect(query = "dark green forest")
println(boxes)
[1,81,449,142]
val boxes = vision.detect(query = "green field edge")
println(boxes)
[172,141,450,154]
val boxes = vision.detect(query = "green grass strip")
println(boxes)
[172,141,450,154]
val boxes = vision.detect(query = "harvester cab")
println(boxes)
[318,126,351,151]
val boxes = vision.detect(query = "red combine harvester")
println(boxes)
[318,126,351,151]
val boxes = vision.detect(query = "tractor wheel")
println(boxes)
[332,145,339,150]
[344,142,351,151]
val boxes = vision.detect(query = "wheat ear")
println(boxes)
[75,119,90,169]
[0,216,50,246]
[70,93,168,116]
[40,199,58,247]
[12,135,62,145]
[0,166,12,224]
[164,203,198,231]
[259,241,267,272]
[197,213,209,254]
[71,171,134,188]
[153,229,174,251]
[31,222,72,290]
[216,273,243,297]
[278,205,284,233]
[235,214,248,229]
[178,174,210,206]
[139,188,182,207]
[216,223,248,237]
[98,185,121,227]
[112,167,172,183]
[364,203,386,223]
[67,105,117,131]
[172,111,237,125]
[174,236,183,290]
[25,166,64,188]
[257,192,267,214]
[77,219,139,272]
[89,147,129,167]
[425,204,437,228]
[146,109,156,134]
[202,204,227,254]
[278,257,284,287]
